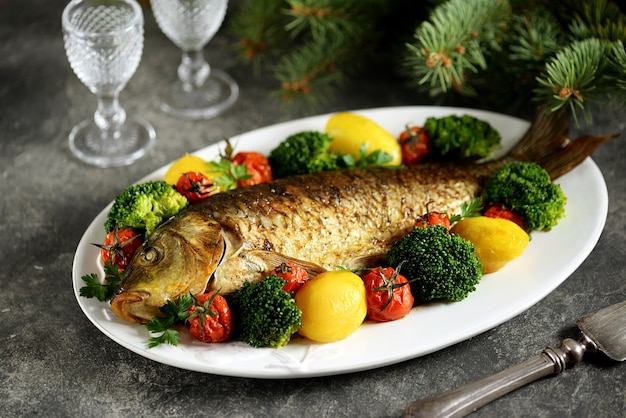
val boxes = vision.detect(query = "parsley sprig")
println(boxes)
[449,197,484,224]
[79,261,123,302]
[207,157,252,191]
[341,144,394,168]
[206,139,252,191]
[145,294,194,348]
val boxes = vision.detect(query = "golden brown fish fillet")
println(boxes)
[112,162,496,323]
[201,162,498,293]
[111,109,618,323]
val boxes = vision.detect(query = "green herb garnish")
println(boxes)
[79,261,123,302]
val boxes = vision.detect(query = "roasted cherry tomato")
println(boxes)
[187,292,233,343]
[398,125,432,165]
[484,204,524,229]
[415,211,451,229]
[272,261,310,294]
[232,151,274,187]
[97,227,142,271]
[175,171,214,202]
[362,266,414,322]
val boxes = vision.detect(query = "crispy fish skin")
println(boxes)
[111,162,498,323]
[202,163,497,293]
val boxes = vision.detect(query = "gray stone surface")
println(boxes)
[1,1,624,417]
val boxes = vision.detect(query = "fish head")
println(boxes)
[110,211,225,323]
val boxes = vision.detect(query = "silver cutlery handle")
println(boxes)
[404,336,595,418]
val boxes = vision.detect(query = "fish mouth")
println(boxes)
[110,290,155,324]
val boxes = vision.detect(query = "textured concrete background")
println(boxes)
[1,1,624,417]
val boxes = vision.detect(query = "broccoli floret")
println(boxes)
[425,114,501,159]
[484,162,566,231]
[268,131,341,178]
[386,226,483,302]
[104,180,188,237]
[231,274,302,348]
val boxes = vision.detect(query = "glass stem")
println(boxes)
[178,49,210,92]
[94,93,126,135]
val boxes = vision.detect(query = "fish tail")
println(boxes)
[508,107,620,179]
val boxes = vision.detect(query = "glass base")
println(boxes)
[159,68,239,120]
[68,115,155,168]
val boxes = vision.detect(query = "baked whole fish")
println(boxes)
[111,110,617,323]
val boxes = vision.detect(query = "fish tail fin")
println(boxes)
[539,132,619,180]
[508,107,620,179]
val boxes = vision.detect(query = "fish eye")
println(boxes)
[142,247,161,263]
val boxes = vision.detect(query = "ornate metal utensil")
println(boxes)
[404,300,626,417]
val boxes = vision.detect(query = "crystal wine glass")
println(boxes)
[62,0,155,167]
[150,0,239,119]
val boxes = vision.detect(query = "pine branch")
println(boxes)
[284,0,376,43]
[229,0,287,73]
[485,10,564,111]
[534,38,610,124]
[231,0,387,108]
[507,12,562,68]
[608,41,626,97]
[569,0,626,41]
[273,40,347,107]
[228,0,626,120]
[274,0,386,107]
[404,0,511,97]
[404,0,626,123]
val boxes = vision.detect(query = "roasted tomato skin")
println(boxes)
[99,227,143,271]
[362,267,414,322]
[484,204,525,229]
[415,212,451,229]
[232,152,274,187]
[398,125,432,165]
[187,292,233,343]
[272,262,310,294]
[175,171,214,202]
